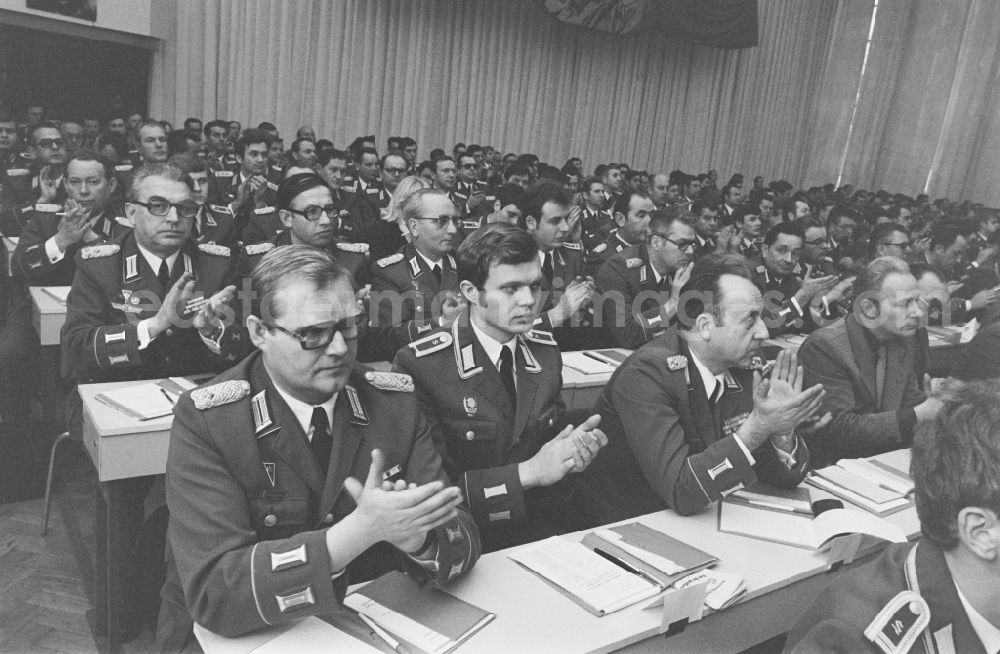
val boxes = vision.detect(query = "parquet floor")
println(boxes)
[0,439,155,654]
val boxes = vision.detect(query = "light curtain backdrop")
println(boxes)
[150,0,1000,205]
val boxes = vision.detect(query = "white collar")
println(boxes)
[415,247,443,270]
[471,318,517,373]
[358,177,369,191]
[271,382,338,443]
[135,242,180,279]
[688,349,724,401]
[956,584,1000,654]
[651,264,664,285]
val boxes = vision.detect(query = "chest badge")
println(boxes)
[464,396,478,416]
[263,462,276,487]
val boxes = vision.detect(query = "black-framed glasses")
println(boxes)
[288,203,338,221]
[661,236,696,252]
[36,138,65,149]
[383,167,406,175]
[415,214,461,228]
[267,317,359,350]
[460,163,477,169]
[132,197,200,219]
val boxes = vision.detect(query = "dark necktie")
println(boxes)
[432,264,442,284]
[658,274,671,292]
[542,253,554,284]
[498,345,516,405]
[157,259,171,291]
[875,344,887,408]
[310,407,332,474]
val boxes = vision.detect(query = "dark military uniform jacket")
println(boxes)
[451,180,493,220]
[192,203,240,249]
[209,170,278,244]
[340,178,388,248]
[755,263,817,336]
[157,352,481,647]
[533,242,610,351]
[13,204,131,286]
[579,205,615,252]
[594,243,673,349]
[585,231,636,278]
[205,151,240,175]
[737,237,763,263]
[369,244,459,361]
[60,232,245,384]
[394,324,568,550]
[0,167,68,237]
[236,231,370,286]
[574,328,809,524]
[784,541,986,654]
[693,233,716,259]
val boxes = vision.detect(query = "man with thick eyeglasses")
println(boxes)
[0,121,68,236]
[13,150,129,286]
[394,223,606,551]
[595,211,696,348]
[156,245,481,649]
[452,154,491,224]
[237,173,368,287]
[370,188,465,361]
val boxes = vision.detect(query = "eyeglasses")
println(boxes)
[662,236,696,252]
[460,163,477,169]
[35,138,65,149]
[288,203,338,221]
[383,167,406,175]
[267,317,359,350]
[132,197,200,219]
[414,214,461,228]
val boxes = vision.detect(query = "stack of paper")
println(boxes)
[562,351,617,375]
[508,536,663,616]
[672,569,746,611]
[96,382,177,420]
[580,522,718,587]
[344,570,494,654]
[807,463,911,516]
[728,482,813,515]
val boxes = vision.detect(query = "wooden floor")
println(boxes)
[0,439,155,654]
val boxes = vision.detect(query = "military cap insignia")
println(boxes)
[863,590,929,654]
[667,355,688,371]
[34,203,61,212]
[253,207,274,215]
[244,242,275,256]
[593,243,607,254]
[364,371,414,393]
[523,329,557,346]
[625,257,642,269]
[562,241,582,250]
[198,243,231,257]
[81,243,120,259]
[376,253,404,268]
[191,380,251,410]
[209,204,232,214]
[336,242,369,254]
[409,331,452,357]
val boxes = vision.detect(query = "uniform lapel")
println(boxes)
[460,327,514,415]
[512,338,541,443]
[913,542,986,654]
[317,389,365,516]
[256,368,325,496]
[680,340,719,445]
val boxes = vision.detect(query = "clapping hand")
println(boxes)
[741,350,825,450]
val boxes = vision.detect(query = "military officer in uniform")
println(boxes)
[575,254,821,524]
[800,218,839,278]
[394,223,606,551]
[586,189,653,277]
[211,128,277,243]
[369,188,465,361]
[732,204,764,262]
[156,245,481,650]
[202,120,239,173]
[784,380,1000,654]
[691,201,720,259]
[0,121,67,236]
[578,177,615,253]
[13,150,129,286]
[340,147,384,244]
[168,153,240,248]
[594,212,695,349]
[0,113,20,182]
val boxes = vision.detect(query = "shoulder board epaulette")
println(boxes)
[364,370,414,393]
[253,207,274,215]
[336,241,369,255]
[5,168,29,176]
[213,170,234,178]
[592,243,607,254]
[863,590,929,654]
[755,265,766,274]
[667,355,688,371]
[80,243,120,259]
[113,164,133,173]
[266,181,278,192]
[562,242,582,251]
[523,329,557,346]
[408,331,452,357]
[115,216,132,228]
[209,204,233,214]
[243,242,275,256]
[198,243,231,257]
[376,253,404,268]
[34,203,61,212]
[625,257,643,269]
[191,380,251,410]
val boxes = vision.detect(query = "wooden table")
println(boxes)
[79,381,174,654]
[197,452,919,654]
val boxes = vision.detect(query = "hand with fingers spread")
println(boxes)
[54,200,100,251]
[738,349,825,451]
[38,165,61,203]
[148,272,198,338]
[439,290,467,328]
[344,449,464,553]
[193,284,237,338]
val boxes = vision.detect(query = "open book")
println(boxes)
[579,522,718,587]
[95,377,200,421]
[562,351,618,375]
[344,570,494,654]
[806,461,912,516]
[508,536,664,616]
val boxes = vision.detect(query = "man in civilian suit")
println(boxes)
[798,257,944,467]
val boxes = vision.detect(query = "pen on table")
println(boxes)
[745,498,813,516]
[358,613,411,654]
[39,287,67,305]
[593,548,665,588]
[160,388,176,406]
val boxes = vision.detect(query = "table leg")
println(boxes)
[104,480,123,654]
[95,484,107,637]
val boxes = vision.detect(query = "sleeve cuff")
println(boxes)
[44,236,65,263]
[790,296,804,317]
[734,432,756,466]
[137,319,154,350]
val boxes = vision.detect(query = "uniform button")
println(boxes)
[165,328,173,336]
[264,514,277,527]
[323,513,335,524]
[548,418,555,426]
[465,430,475,441]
